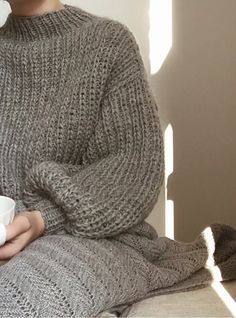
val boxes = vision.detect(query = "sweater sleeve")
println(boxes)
[22,22,165,238]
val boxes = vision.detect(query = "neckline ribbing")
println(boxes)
[0,4,93,42]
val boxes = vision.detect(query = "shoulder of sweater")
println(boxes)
[92,16,133,38]
[71,8,144,90]
[80,12,137,49]
[89,18,141,70]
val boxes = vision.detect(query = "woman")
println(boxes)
[0,0,235,317]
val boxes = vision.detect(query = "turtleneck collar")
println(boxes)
[0,4,93,42]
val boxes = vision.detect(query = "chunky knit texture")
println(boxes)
[0,4,235,317]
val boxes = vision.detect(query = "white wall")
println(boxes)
[1,0,235,241]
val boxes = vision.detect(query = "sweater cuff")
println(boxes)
[24,199,67,236]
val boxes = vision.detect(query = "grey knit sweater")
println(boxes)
[0,4,235,317]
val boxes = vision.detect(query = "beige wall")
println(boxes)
[155,0,236,241]
[1,0,235,241]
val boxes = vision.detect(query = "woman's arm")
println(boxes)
[22,21,165,239]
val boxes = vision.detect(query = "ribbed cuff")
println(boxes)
[25,199,67,236]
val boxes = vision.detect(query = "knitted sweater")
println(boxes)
[0,4,235,317]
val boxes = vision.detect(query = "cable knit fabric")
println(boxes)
[0,4,235,317]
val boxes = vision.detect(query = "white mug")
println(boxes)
[0,195,15,225]
[0,196,15,248]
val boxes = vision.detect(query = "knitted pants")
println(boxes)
[0,224,234,317]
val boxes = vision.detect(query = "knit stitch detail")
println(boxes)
[0,4,235,317]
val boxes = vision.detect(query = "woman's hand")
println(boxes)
[0,210,45,261]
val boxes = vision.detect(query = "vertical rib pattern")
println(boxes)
[1,3,165,239]
[0,4,235,317]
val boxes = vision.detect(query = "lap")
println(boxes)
[0,234,150,317]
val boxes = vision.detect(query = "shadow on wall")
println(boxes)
[150,0,236,242]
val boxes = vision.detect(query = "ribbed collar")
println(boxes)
[0,4,92,42]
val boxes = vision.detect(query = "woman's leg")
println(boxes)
[0,233,149,317]
[1,223,234,317]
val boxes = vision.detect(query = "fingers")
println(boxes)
[0,230,32,260]
[5,214,31,242]
[0,212,42,260]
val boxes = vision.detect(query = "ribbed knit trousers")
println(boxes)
[0,223,234,317]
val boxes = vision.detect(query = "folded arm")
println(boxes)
[22,21,165,239]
